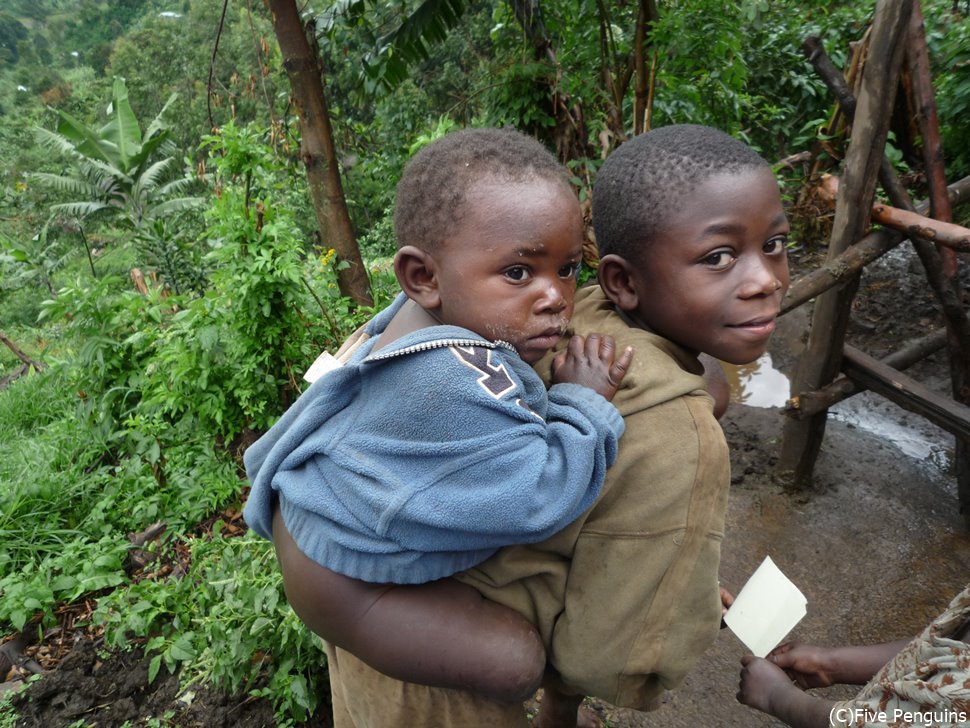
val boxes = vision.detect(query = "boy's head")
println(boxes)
[592,124,790,365]
[393,127,585,363]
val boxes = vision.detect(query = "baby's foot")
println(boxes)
[532,696,603,728]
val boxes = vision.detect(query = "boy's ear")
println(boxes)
[597,254,640,312]
[395,245,441,310]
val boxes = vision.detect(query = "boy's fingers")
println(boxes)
[567,334,586,358]
[617,345,634,370]
[583,332,601,360]
[597,334,616,361]
[609,346,634,382]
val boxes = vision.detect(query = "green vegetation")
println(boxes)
[1,0,968,724]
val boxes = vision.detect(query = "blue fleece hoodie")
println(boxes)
[243,293,624,584]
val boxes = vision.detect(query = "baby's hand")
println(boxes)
[767,642,836,689]
[550,334,633,401]
[737,654,801,715]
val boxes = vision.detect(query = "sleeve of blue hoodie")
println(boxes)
[244,316,625,583]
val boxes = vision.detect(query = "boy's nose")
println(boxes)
[740,262,783,298]
[536,279,569,312]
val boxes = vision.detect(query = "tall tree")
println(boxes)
[263,0,372,306]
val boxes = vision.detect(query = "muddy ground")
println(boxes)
[4,244,970,726]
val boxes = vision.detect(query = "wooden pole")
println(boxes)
[840,344,970,439]
[789,327,947,417]
[780,174,970,315]
[906,0,970,526]
[871,203,970,250]
[779,0,914,488]
[782,229,902,315]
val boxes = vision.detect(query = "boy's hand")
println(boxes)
[766,642,836,689]
[719,584,735,627]
[550,334,633,401]
[737,654,802,715]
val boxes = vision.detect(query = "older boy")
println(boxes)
[273,124,791,727]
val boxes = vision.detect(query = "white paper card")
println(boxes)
[303,351,342,383]
[724,555,807,658]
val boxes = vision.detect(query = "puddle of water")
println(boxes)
[830,394,954,470]
[723,352,790,408]
[722,354,953,472]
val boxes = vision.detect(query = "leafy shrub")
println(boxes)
[95,533,327,725]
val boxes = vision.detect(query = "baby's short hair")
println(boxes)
[394,127,569,252]
[592,124,770,261]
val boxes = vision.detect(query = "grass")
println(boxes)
[0,322,330,724]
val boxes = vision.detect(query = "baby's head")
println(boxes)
[393,127,584,363]
[592,124,790,365]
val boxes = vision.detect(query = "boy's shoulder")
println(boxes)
[551,285,710,412]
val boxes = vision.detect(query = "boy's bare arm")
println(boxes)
[271,507,545,703]
[699,353,730,419]
[738,655,834,728]
[768,639,910,687]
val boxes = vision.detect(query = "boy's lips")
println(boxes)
[527,328,566,349]
[727,315,777,338]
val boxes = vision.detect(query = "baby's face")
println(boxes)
[626,166,790,365]
[431,178,584,363]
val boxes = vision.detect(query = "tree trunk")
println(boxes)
[263,0,372,306]
[507,0,592,161]
[632,0,659,135]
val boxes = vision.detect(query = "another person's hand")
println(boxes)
[551,334,633,401]
[737,654,801,715]
[767,642,837,689]
[700,353,730,419]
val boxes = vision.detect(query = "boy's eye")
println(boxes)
[702,250,735,269]
[559,262,582,279]
[764,236,788,255]
[504,266,530,281]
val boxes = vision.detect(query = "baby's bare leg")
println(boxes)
[272,507,545,702]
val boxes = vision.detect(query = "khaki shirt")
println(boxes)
[457,285,730,709]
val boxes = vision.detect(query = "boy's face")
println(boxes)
[431,178,584,363]
[623,166,790,365]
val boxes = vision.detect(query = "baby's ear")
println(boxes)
[395,246,441,310]
[597,254,639,312]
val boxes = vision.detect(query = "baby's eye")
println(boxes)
[702,250,735,269]
[504,266,530,282]
[559,261,582,279]
[764,236,788,255]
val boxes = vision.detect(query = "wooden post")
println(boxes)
[779,0,914,488]
[789,327,947,417]
[906,0,970,526]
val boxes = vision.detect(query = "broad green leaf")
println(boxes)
[54,110,119,168]
[101,78,143,171]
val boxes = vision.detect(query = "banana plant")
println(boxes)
[31,77,203,231]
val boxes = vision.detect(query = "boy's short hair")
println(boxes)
[592,124,770,261]
[394,127,569,252]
